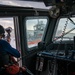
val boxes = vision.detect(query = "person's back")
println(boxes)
[0,25,20,75]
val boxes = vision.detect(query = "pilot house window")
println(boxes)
[0,18,16,48]
[54,17,75,41]
[26,17,48,48]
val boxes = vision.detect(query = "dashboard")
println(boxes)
[37,40,75,62]
[36,40,75,75]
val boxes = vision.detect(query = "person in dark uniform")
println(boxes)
[0,25,20,75]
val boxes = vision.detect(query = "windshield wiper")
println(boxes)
[68,17,75,25]
[53,27,75,41]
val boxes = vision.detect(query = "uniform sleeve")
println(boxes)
[0,40,20,58]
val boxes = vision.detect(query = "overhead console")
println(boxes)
[43,0,75,7]
[44,0,75,18]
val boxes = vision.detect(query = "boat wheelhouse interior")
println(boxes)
[0,0,75,75]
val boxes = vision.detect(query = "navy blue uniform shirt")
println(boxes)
[0,40,20,58]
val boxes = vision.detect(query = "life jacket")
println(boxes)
[0,51,20,75]
[6,64,20,75]
[5,55,20,75]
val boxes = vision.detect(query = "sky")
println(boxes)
[0,18,14,29]
[58,18,75,31]
[26,18,47,30]
[55,18,75,37]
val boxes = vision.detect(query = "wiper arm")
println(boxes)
[68,17,75,25]
[54,27,75,41]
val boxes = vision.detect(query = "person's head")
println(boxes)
[0,25,5,39]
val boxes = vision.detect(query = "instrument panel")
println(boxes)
[37,49,75,62]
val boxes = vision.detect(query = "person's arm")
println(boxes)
[0,40,20,58]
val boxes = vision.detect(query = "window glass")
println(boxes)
[54,17,75,42]
[0,18,16,48]
[26,17,48,48]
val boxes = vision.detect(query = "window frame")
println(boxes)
[24,16,49,50]
[52,16,75,42]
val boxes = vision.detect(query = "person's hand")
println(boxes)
[20,67,26,72]
[7,38,11,43]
